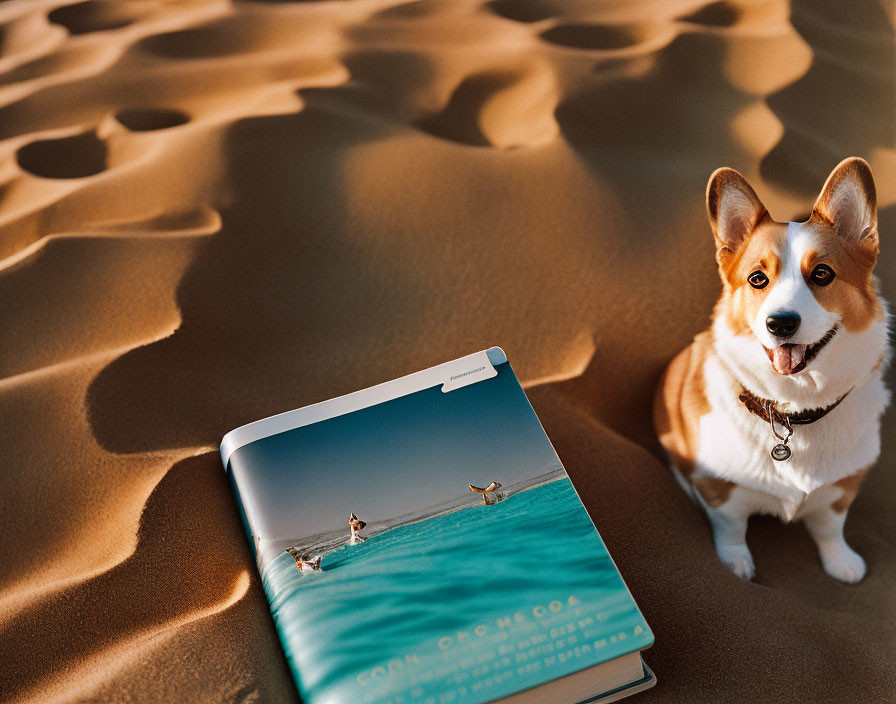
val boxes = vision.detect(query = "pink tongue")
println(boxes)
[772,345,807,374]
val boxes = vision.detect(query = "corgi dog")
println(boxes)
[287,547,322,573]
[469,481,503,505]
[349,513,367,545]
[654,157,889,583]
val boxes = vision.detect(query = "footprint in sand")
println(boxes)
[417,66,558,149]
[47,0,149,35]
[16,131,107,179]
[135,15,313,60]
[539,22,664,51]
[114,107,190,132]
[677,1,742,27]
[372,0,459,20]
[485,0,592,24]
[15,110,187,180]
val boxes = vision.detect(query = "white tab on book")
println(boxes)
[440,352,497,392]
[220,348,504,469]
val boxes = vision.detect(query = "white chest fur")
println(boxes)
[694,353,888,520]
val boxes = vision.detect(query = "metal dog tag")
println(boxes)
[766,401,793,462]
[771,443,792,461]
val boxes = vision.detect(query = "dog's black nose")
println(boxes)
[766,312,801,338]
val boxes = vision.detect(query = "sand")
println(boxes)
[0,0,893,701]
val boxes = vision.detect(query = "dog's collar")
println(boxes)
[738,387,853,461]
[737,387,852,426]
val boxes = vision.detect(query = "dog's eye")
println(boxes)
[747,271,769,289]
[810,264,835,286]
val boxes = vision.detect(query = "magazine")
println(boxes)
[221,347,655,704]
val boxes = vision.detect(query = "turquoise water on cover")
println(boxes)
[263,478,652,704]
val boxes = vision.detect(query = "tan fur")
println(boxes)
[800,216,882,332]
[692,476,736,508]
[831,468,869,513]
[707,167,766,270]
[806,157,882,332]
[653,330,712,477]
[718,218,789,336]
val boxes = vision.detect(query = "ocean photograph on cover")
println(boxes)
[227,359,653,704]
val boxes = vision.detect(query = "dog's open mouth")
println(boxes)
[764,325,838,375]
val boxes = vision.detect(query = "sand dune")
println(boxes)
[0,0,893,701]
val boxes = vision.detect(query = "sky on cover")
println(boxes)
[230,362,564,541]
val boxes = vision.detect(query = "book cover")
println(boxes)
[221,347,654,704]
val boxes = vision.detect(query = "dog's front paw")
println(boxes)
[820,543,867,583]
[716,544,756,580]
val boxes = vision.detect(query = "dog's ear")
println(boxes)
[812,157,877,245]
[706,168,767,265]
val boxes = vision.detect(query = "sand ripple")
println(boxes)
[0,0,893,701]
